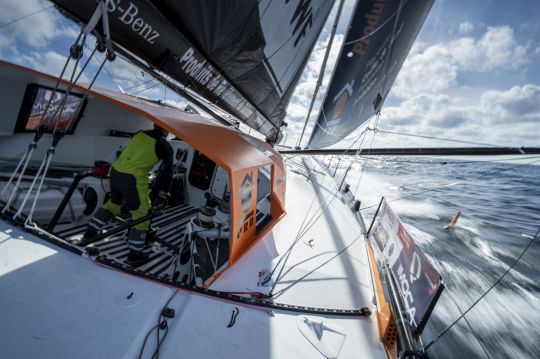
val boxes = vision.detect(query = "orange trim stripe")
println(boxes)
[366,240,398,359]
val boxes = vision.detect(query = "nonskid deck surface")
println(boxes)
[55,204,199,277]
[53,204,268,278]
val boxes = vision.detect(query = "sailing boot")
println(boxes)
[126,228,149,266]
[80,208,113,245]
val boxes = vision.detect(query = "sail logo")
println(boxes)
[351,0,385,56]
[330,80,355,122]
[287,0,314,47]
[397,263,418,322]
[178,48,215,86]
[176,47,251,116]
[106,0,160,44]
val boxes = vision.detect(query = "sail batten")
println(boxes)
[51,0,335,141]
[309,0,434,148]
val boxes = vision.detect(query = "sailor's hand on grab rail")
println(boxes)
[158,190,171,200]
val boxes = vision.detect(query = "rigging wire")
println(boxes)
[444,289,492,359]
[271,233,363,299]
[130,80,164,96]
[0,5,53,31]
[376,129,502,147]
[353,115,380,196]
[264,126,372,294]
[124,77,158,92]
[296,0,347,148]
[424,225,540,352]
[83,43,125,93]
[352,154,540,165]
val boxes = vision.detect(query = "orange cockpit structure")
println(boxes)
[89,87,287,265]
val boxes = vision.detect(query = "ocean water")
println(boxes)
[336,156,540,358]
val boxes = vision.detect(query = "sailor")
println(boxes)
[82,124,173,265]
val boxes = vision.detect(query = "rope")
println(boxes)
[50,44,97,133]
[137,289,179,359]
[264,147,363,289]
[424,225,540,352]
[84,43,125,93]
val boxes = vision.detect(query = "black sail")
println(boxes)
[309,0,433,148]
[51,0,335,140]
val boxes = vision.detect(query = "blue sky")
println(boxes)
[0,0,539,148]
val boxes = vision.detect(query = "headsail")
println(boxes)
[51,0,335,140]
[309,0,433,148]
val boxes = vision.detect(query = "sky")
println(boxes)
[0,0,539,149]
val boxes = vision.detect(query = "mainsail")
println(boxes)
[309,0,433,148]
[51,0,335,140]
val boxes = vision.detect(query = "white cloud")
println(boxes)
[16,50,90,83]
[480,84,540,123]
[379,25,536,146]
[392,44,458,98]
[383,94,466,128]
[104,57,146,85]
[392,26,529,98]
[379,84,540,146]
[0,0,74,49]
[459,22,474,34]
[453,26,528,71]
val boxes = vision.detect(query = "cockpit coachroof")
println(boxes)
[0,60,279,173]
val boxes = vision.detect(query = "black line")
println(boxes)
[95,256,372,317]
[280,147,540,156]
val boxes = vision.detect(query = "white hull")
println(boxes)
[0,157,386,359]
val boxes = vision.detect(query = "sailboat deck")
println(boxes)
[0,158,388,358]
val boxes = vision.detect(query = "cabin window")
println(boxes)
[256,165,272,234]
[14,84,86,134]
[189,151,217,190]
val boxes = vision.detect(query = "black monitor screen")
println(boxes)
[15,84,86,134]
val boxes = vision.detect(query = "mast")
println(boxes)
[296,0,349,149]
